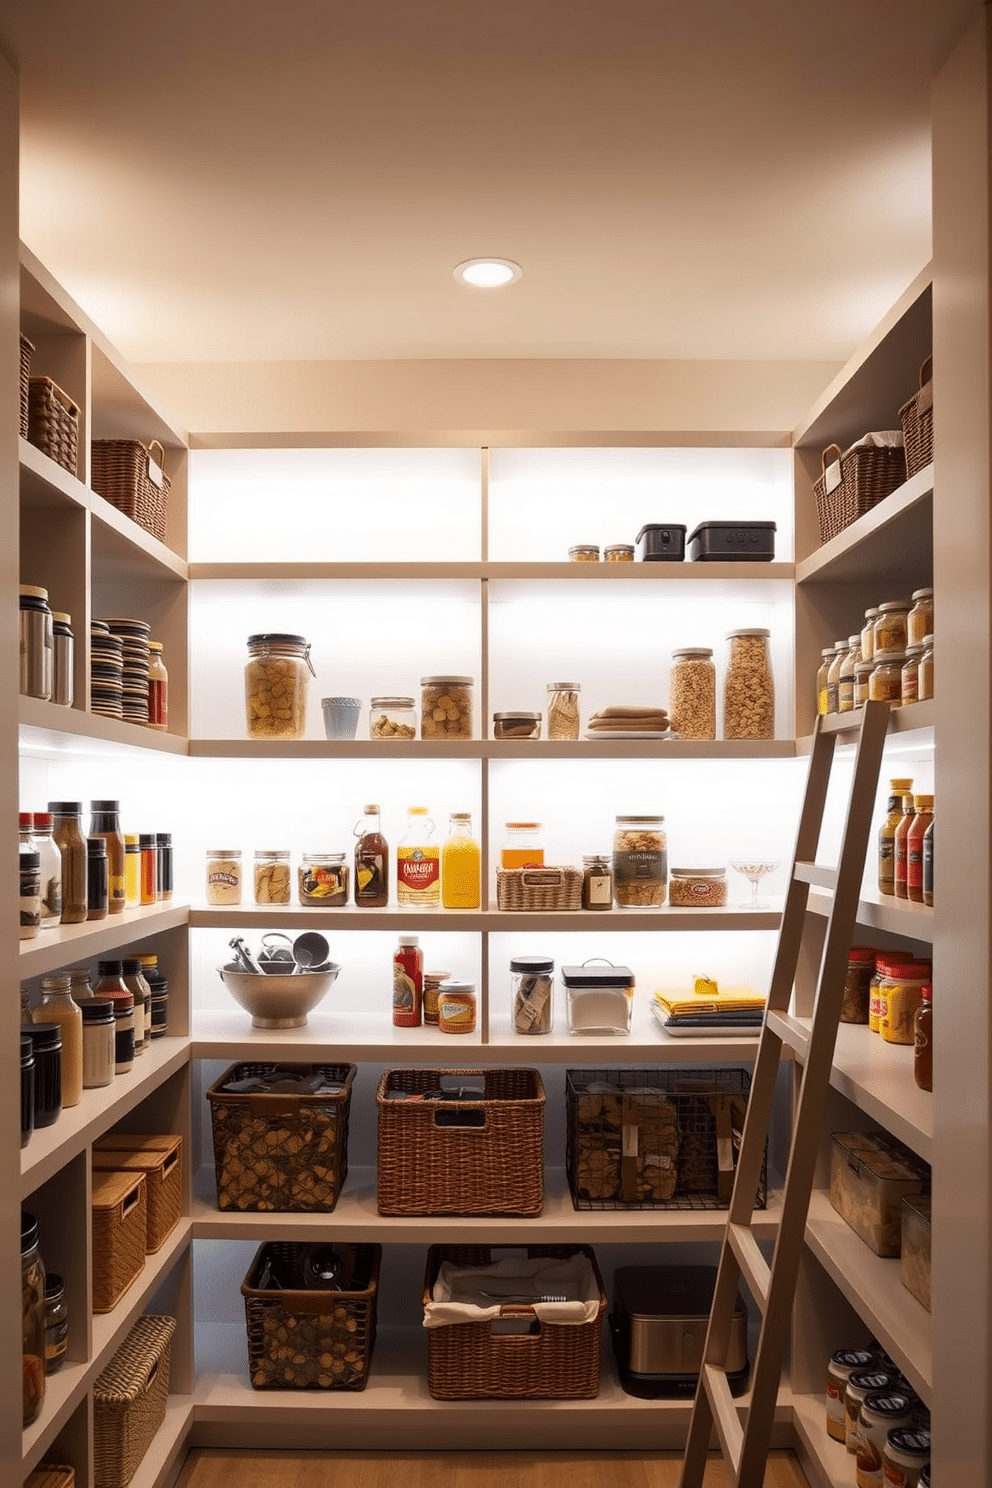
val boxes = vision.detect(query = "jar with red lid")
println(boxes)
[880,960,932,1045]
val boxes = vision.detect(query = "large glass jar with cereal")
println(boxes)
[245,633,314,739]
[669,647,715,739]
[723,628,775,740]
[613,814,667,907]
[420,675,473,739]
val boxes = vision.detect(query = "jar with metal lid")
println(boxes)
[206,848,242,905]
[245,632,314,739]
[907,587,933,648]
[826,1348,876,1441]
[21,1034,34,1147]
[603,543,634,562]
[901,645,923,705]
[869,651,905,706]
[19,847,41,939]
[422,970,450,1027]
[883,1427,930,1488]
[581,853,614,910]
[869,954,902,1035]
[81,999,116,1088]
[816,647,834,716]
[546,682,581,740]
[492,711,542,740]
[826,640,846,714]
[19,584,53,700]
[723,628,774,739]
[880,959,931,1045]
[839,635,862,713]
[437,979,477,1034]
[254,848,292,904]
[854,658,875,709]
[51,611,74,707]
[511,955,555,1034]
[844,1369,902,1454]
[856,1390,916,1486]
[668,867,728,907]
[670,647,716,739]
[873,601,911,656]
[613,814,667,906]
[24,1023,61,1126]
[22,1211,46,1425]
[861,607,880,664]
[918,635,934,701]
[568,544,600,562]
[841,946,876,1024]
[421,675,473,739]
[369,695,417,739]
[298,851,349,905]
[44,1271,69,1374]
[501,821,544,869]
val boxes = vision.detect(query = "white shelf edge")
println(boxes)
[19,903,191,979]
[804,886,933,943]
[189,903,783,932]
[19,702,189,758]
[795,464,934,584]
[189,559,797,582]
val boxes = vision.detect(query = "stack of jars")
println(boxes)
[816,587,933,714]
[669,629,775,741]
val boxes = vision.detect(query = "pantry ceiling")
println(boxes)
[0,0,982,370]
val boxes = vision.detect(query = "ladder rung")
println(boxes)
[764,1008,811,1057]
[701,1362,743,1474]
[793,861,837,890]
[727,1223,771,1312]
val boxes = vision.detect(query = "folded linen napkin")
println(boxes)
[424,1255,600,1328]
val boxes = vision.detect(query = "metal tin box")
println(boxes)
[635,524,687,561]
[686,520,777,562]
[610,1265,749,1397]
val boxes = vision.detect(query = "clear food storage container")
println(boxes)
[613,815,666,907]
[369,696,417,739]
[420,676,473,739]
[562,961,634,1036]
[245,633,314,739]
[723,629,774,740]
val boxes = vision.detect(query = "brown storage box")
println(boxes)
[90,438,170,543]
[566,1066,765,1210]
[377,1067,545,1216]
[241,1241,381,1390]
[28,376,79,476]
[93,1314,176,1488]
[92,1134,183,1253]
[901,1191,932,1311]
[206,1062,356,1212]
[423,1243,606,1399]
[829,1130,930,1257]
[91,1168,147,1312]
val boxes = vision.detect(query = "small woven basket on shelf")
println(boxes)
[25,1466,75,1488]
[812,437,907,545]
[423,1243,606,1400]
[27,376,79,475]
[91,1169,147,1312]
[497,865,583,911]
[376,1066,545,1216]
[90,438,170,543]
[92,1134,183,1253]
[93,1314,176,1488]
[899,356,934,478]
[19,333,34,437]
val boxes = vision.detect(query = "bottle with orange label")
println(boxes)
[906,795,934,904]
[892,793,916,900]
[878,778,913,896]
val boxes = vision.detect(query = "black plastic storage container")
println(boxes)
[635,524,687,561]
[686,520,776,561]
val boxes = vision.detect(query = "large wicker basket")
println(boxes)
[28,376,79,476]
[92,1134,183,1253]
[423,1243,606,1399]
[91,438,170,543]
[899,356,934,478]
[497,865,583,911]
[93,1314,176,1488]
[812,437,907,545]
[377,1066,545,1216]
[91,1168,147,1312]
[19,333,34,437]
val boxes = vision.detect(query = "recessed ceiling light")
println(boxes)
[454,258,522,288]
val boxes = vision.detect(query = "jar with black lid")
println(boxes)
[245,632,314,739]
[20,1034,35,1147]
[826,1347,875,1441]
[22,1211,46,1425]
[511,955,555,1034]
[49,800,88,924]
[92,961,135,1073]
[19,847,41,939]
[19,584,53,700]
[24,1023,61,1128]
[138,954,169,1037]
[122,957,152,1052]
[156,832,174,900]
[89,799,126,914]
[81,999,116,1087]
[883,1426,930,1487]
[44,1271,69,1374]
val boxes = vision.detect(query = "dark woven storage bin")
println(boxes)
[207,1062,356,1212]
[19,333,34,437]
[241,1242,381,1390]
[899,356,934,478]
[28,376,79,476]
[91,438,170,543]
[812,438,907,545]
[565,1066,766,1211]
[93,1314,176,1488]
[423,1243,606,1399]
[377,1067,545,1216]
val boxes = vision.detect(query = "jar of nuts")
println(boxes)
[723,628,775,740]
[668,867,727,907]
[245,633,314,740]
[613,814,667,907]
[254,849,292,905]
[669,648,716,740]
[369,696,417,739]
[420,675,473,739]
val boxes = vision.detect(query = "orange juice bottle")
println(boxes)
[441,812,481,909]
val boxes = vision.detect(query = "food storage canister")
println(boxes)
[19,584,53,701]
[668,867,728,907]
[568,544,600,562]
[22,1212,46,1425]
[869,650,905,706]
[81,998,115,1088]
[51,612,74,707]
[907,586,934,647]
[501,821,544,869]
[369,695,417,739]
[492,711,542,739]
[24,1023,61,1129]
[723,629,774,739]
[511,955,555,1034]
[613,815,667,906]
[420,675,473,739]
[245,632,314,739]
[603,543,635,562]
[254,848,292,904]
[561,961,635,1035]
[669,648,716,739]
[298,851,349,905]
[206,848,242,904]
[546,682,581,740]
[635,524,687,561]
[918,635,934,701]
[872,602,911,656]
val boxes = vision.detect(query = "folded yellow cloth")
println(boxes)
[653,987,767,1016]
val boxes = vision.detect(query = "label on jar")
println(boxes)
[438,991,476,1033]
[299,863,347,905]
[613,848,666,886]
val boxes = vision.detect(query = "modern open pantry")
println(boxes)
[6,14,992,1487]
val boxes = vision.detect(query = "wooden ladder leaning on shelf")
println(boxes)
[679,698,891,1488]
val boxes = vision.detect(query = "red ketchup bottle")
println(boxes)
[392,934,423,1027]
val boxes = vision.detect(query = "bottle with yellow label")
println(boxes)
[441,812,481,909]
[396,807,440,907]
[878,778,913,896]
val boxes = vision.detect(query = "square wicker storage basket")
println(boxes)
[91,1168,147,1312]
[899,356,934,478]
[812,437,907,545]
[92,1134,183,1253]
[565,1066,766,1210]
[423,1243,606,1399]
[241,1241,382,1391]
[90,438,170,543]
[207,1062,356,1212]
[496,865,582,911]
[19,333,34,437]
[376,1067,545,1216]
[25,1467,75,1488]
[27,376,79,476]
[93,1314,176,1488]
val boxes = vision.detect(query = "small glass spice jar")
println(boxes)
[869,650,905,706]
[901,645,923,705]
[206,848,242,905]
[568,544,600,562]
[907,586,934,648]
[825,641,846,715]
[603,543,635,562]
[298,851,350,905]
[582,853,614,910]
[838,635,861,713]
[245,632,314,739]
[511,955,555,1034]
[860,607,880,665]
[139,832,159,904]
[546,681,581,740]
[816,647,834,716]
[422,970,450,1027]
[369,695,417,739]
[873,601,911,656]
[854,658,875,709]
[44,1271,69,1375]
[254,848,292,904]
[437,979,477,1034]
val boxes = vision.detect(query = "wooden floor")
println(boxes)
[176,1448,811,1488]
